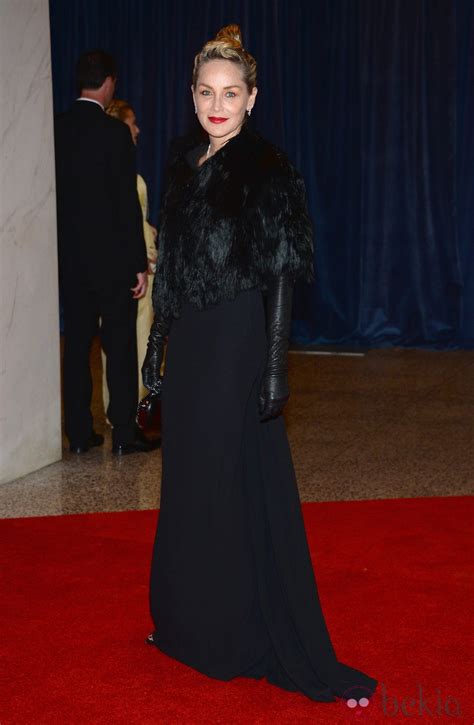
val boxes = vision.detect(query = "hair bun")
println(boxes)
[192,23,256,91]
[215,24,243,48]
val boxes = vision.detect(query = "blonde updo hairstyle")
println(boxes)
[106,98,134,121]
[192,24,257,93]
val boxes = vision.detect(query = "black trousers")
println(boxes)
[61,275,138,446]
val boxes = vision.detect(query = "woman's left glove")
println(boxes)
[259,274,293,421]
[141,316,171,397]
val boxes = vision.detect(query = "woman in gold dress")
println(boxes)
[102,100,157,410]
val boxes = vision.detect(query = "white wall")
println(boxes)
[0,0,62,484]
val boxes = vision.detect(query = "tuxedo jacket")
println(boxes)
[54,100,147,286]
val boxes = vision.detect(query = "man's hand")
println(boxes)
[131,271,148,299]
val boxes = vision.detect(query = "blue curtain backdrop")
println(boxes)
[456,0,474,344]
[49,0,473,348]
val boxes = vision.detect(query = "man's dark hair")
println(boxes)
[76,49,117,92]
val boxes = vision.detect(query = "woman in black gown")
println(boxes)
[142,24,378,704]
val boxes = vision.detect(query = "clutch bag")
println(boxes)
[136,391,161,440]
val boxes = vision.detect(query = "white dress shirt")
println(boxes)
[76,97,104,111]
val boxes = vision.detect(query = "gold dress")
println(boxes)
[102,174,156,413]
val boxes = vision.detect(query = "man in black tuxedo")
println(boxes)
[55,50,155,455]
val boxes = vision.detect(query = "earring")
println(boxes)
[247,109,252,117]
[194,107,197,115]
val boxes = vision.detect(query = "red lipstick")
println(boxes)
[208,117,228,124]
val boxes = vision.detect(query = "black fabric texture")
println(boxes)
[62,278,139,446]
[54,100,147,283]
[149,288,377,702]
[151,126,314,321]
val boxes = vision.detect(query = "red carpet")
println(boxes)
[1,497,472,724]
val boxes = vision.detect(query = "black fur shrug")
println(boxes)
[152,124,314,320]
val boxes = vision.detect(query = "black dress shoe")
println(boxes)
[112,436,161,456]
[69,431,104,454]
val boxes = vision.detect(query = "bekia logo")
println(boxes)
[342,686,373,718]
[381,683,461,718]
[342,683,462,718]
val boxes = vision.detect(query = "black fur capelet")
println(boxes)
[152,124,314,320]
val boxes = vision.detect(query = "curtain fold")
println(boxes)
[456,0,474,344]
[49,0,473,348]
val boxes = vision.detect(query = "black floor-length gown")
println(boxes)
[148,274,377,701]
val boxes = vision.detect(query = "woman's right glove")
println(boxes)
[141,316,171,397]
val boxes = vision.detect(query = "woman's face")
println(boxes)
[192,59,257,144]
[123,109,140,145]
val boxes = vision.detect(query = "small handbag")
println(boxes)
[136,391,161,440]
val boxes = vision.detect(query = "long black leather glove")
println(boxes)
[259,274,293,421]
[141,316,171,397]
